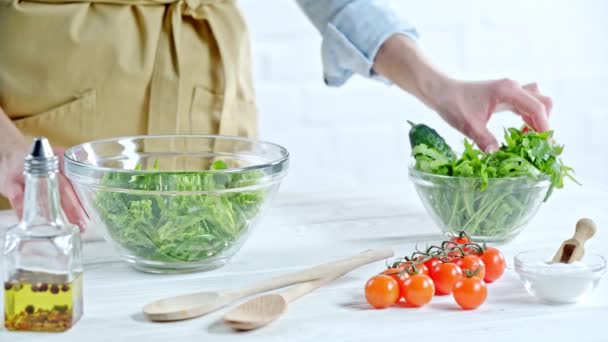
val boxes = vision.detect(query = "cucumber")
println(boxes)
[407,121,456,161]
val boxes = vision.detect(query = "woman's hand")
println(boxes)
[0,146,88,230]
[0,108,87,229]
[432,79,552,152]
[374,34,552,152]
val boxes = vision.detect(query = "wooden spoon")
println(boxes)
[143,248,393,321]
[552,218,597,264]
[224,265,348,330]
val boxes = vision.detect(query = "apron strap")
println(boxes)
[147,1,182,135]
[147,0,242,136]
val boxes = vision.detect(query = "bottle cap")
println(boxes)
[24,137,59,174]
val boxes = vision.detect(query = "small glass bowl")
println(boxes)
[514,249,606,304]
[409,167,550,242]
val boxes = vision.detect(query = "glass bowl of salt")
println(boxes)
[514,248,606,304]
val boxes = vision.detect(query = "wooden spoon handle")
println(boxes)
[573,218,596,243]
[280,262,354,303]
[227,248,393,299]
[280,277,335,303]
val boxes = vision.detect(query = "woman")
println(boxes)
[0,0,552,228]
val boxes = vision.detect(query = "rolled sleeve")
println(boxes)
[297,0,419,86]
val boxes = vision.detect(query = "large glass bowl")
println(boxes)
[64,135,289,273]
[409,167,549,242]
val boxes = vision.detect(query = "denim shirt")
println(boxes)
[296,0,419,86]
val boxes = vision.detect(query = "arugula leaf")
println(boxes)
[412,144,452,175]
[415,128,576,198]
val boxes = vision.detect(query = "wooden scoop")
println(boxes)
[224,276,338,331]
[143,248,393,321]
[552,218,597,264]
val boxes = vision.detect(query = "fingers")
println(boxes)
[58,173,88,231]
[1,151,25,218]
[6,182,25,219]
[495,79,550,131]
[520,111,536,129]
[54,147,67,173]
[470,125,499,153]
[523,83,553,117]
[522,82,540,93]
[2,145,87,230]
[5,173,87,231]
[55,146,88,231]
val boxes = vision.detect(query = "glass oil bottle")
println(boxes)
[3,137,83,332]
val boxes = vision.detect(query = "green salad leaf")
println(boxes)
[95,160,267,263]
[413,127,577,198]
[411,126,577,239]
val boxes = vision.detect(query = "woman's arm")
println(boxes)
[295,0,418,86]
[374,34,552,151]
[297,0,552,151]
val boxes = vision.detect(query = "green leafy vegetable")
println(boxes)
[411,125,577,239]
[95,160,267,263]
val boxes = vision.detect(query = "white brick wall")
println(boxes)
[239,0,608,193]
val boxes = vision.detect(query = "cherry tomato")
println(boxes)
[448,234,481,256]
[443,241,457,251]
[480,247,506,283]
[423,257,441,278]
[457,254,485,280]
[448,248,466,259]
[449,236,471,245]
[381,268,409,300]
[432,262,463,295]
[365,275,400,309]
[401,274,435,307]
[453,255,463,267]
[453,276,487,310]
[400,261,429,276]
[464,243,483,255]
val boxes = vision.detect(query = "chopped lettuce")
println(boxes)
[95,160,267,263]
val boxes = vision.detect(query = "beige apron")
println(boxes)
[0,0,257,209]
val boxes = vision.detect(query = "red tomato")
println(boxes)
[480,247,506,283]
[400,261,429,276]
[432,262,463,295]
[448,248,466,259]
[449,236,471,245]
[458,255,486,280]
[381,268,409,300]
[401,274,435,307]
[453,257,463,267]
[443,241,457,251]
[464,243,483,255]
[365,275,400,309]
[453,276,487,310]
[423,257,441,278]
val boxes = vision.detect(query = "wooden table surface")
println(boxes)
[1,186,607,342]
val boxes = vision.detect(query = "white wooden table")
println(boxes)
[1,185,607,342]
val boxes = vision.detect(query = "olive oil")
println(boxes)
[2,137,84,332]
[4,273,83,331]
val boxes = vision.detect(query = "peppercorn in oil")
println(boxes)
[4,272,83,331]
